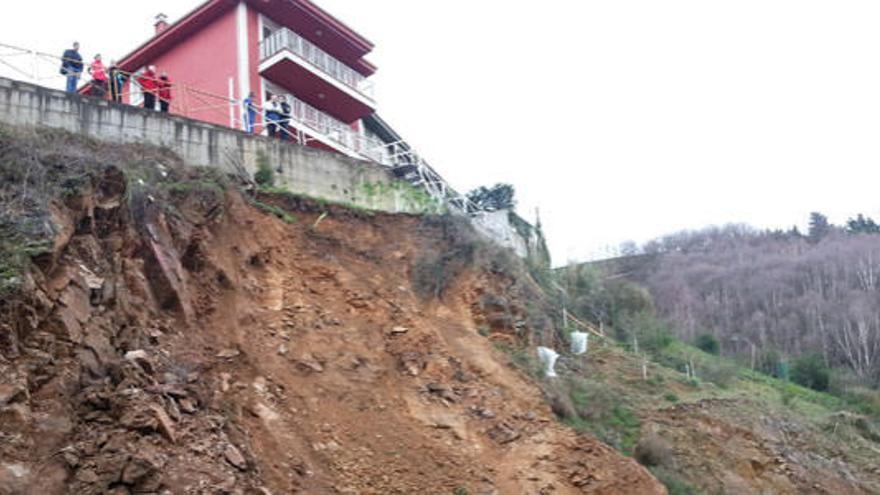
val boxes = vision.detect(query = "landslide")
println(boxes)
[0,127,664,494]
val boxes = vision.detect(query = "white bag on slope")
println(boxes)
[570,331,589,355]
[537,346,559,378]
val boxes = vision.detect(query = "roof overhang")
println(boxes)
[247,0,375,74]
[116,0,376,76]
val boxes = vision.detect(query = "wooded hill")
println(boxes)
[590,214,880,390]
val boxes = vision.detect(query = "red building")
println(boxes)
[114,0,393,162]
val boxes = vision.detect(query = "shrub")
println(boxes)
[565,379,641,453]
[757,349,787,379]
[634,434,673,467]
[411,216,478,299]
[791,354,830,392]
[699,359,739,388]
[254,153,274,187]
[616,312,674,354]
[650,467,698,495]
[664,393,679,403]
[695,334,720,355]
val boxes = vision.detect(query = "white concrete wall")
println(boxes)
[0,77,425,213]
[471,210,530,258]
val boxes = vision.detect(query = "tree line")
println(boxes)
[618,212,880,388]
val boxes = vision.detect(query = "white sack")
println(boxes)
[537,346,559,378]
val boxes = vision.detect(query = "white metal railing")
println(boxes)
[260,27,374,100]
[275,92,386,161]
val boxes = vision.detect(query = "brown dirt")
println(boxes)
[0,173,664,494]
[570,343,880,495]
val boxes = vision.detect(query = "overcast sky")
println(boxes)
[3,1,880,264]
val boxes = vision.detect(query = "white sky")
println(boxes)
[3,1,880,264]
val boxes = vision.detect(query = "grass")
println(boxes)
[251,200,297,224]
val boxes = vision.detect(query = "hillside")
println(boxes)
[598,225,880,389]
[4,125,880,495]
[0,126,662,494]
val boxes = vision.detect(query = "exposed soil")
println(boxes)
[0,165,663,494]
[564,343,880,495]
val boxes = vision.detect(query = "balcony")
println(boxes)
[259,27,375,123]
[279,92,389,164]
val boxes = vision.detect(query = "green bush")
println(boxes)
[650,467,697,495]
[565,379,641,454]
[634,434,672,467]
[791,354,830,392]
[757,349,787,379]
[695,333,720,355]
[616,312,674,354]
[699,359,739,388]
[254,153,275,187]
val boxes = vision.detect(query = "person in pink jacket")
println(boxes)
[88,54,108,98]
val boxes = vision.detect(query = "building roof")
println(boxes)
[115,0,376,76]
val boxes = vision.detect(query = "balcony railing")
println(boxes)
[279,92,387,163]
[260,28,374,100]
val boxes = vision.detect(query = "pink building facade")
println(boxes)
[115,0,391,161]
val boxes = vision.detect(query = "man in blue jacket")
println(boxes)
[61,42,84,94]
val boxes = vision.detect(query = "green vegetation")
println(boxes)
[254,151,275,187]
[791,353,831,392]
[251,200,297,224]
[361,180,444,214]
[695,333,720,355]
[649,468,698,495]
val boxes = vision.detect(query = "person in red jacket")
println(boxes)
[88,54,108,98]
[137,65,159,110]
[158,73,172,113]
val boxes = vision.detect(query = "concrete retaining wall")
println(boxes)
[0,77,437,213]
[0,76,542,257]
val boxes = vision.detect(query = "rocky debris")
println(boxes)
[426,382,458,403]
[179,398,198,414]
[119,404,176,444]
[487,423,521,444]
[0,381,28,407]
[124,350,154,375]
[224,444,248,471]
[216,348,241,359]
[0,147,674,495]
[292,353,324,373]
[388,326,409,335]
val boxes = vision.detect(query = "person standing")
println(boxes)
[137,65,159,110]
[265,94,281,138]
[88,54,108,98]
[60,42,84,94]
[279,95,292,141]
[158,73,172,113]
[242,91,257,133]
[108,62,127,103]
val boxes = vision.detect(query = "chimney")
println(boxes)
[154,13,170,34]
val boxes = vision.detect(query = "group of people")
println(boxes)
[61,42,173,113]
[242,91,296,140]
[61,42,295,137]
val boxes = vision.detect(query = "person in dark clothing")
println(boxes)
[137,65,159,110]
[279,95,292,141]
[158,73,172,113]
[108,63,127,103]
[242,91,257,133]
[61,42,84,94]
